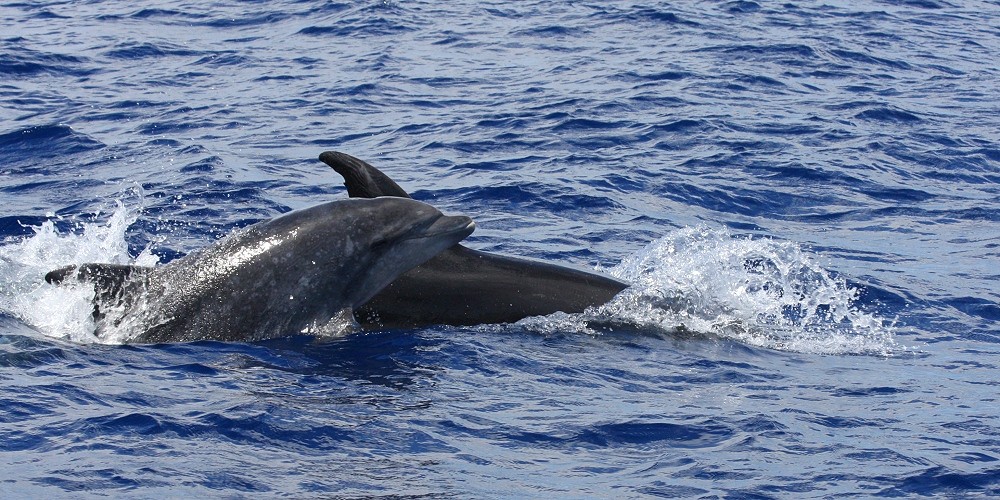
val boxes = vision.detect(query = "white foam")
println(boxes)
[0,187,158,344]
[519,226,899,356]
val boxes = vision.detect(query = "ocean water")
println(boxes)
[1,0,998,497]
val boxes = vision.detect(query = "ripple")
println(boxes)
[0,45,95,77]
[854,106,924,123]
[102,41,200,60]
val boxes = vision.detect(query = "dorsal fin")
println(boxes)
[318,151,411,199]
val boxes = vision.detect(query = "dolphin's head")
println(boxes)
[344,197,475,307]
[267,197,474,311]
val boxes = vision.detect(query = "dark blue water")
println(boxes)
[2,0,999,497]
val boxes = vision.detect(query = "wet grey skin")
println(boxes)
[318,151,629,329]
[46,197,475,343]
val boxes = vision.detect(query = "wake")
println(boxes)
[518,226,899,356]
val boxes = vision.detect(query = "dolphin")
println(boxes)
[45,197,475,343]
[318,151,629,329]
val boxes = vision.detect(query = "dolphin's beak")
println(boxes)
[414,215,476,241]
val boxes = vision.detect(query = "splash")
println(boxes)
[519,226,898,356]
[0,187,158,343]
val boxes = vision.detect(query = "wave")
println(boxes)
[0,124,105,161]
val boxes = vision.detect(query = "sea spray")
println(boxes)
[517,226,898,356]
[0,188,158,343]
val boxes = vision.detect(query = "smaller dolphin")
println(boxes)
[319,151,629,329]
[46,197,475,343]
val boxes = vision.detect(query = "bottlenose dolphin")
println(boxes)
[318,151,629,329]
[46,197,475,343]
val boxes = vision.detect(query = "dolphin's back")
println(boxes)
[356,245,627,328]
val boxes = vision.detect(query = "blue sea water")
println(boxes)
[1,0,999,497]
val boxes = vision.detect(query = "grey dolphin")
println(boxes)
[46,197,475,343]
[318,151,629,329]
